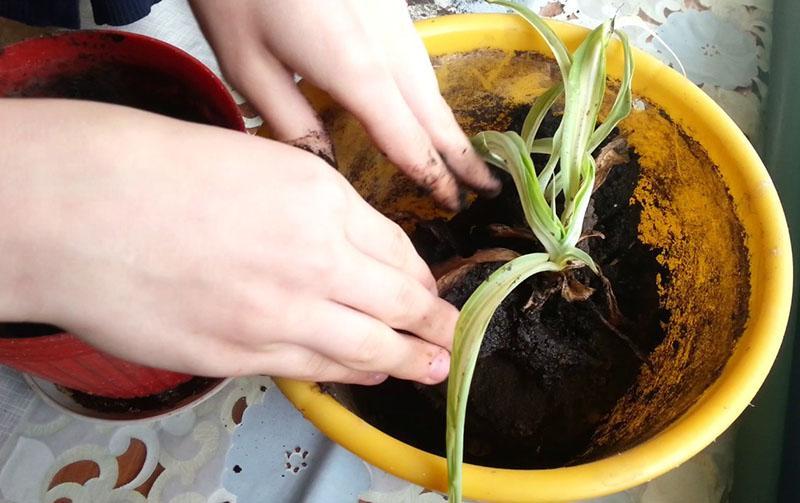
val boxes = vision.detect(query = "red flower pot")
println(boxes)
[0,31,245,398]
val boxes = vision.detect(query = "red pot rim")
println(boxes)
[0,29,246,133]
[0,332,103,358]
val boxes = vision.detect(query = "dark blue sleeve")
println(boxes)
[0,0,81,28]
[90,0,162,26]
[0,0,162,28]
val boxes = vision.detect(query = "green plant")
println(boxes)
[445,2,634,501]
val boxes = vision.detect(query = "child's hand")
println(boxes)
[0,100,457,385]
[190,0,501,210]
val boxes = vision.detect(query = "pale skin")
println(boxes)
[0,1,498,385]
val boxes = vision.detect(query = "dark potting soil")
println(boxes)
[65,376,214,414]
[0,322,62,339]
[11,62,217,125]
[346,113,668,469]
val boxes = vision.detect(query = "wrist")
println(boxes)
[0,99,155,322]
[0,168,50,322]
[0,208,38,322]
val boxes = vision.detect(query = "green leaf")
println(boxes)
[562,154,597,247]
[549,171,560,221]
[544,170,563,201]
[560,246,599,273]
[487,0,572,78]
[522,83,564,150]
[448,8,634,503]
[446,253,561,502]
[589,30,634,151]
[529,138,554,154]
[559,21,612,202]
[537,127,563,190]
[471,131,565,254]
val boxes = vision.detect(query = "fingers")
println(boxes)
[260,1,462,208]
[378,5,501,196]
[342,191,436,293]
[242,342,389,385]
[305,6,495,207]
[332,249,458,350]
[226,47,333,160]
[197,0,497,206]
[331,70,463,210]
[407,92,501,197]
[296,300,452,384]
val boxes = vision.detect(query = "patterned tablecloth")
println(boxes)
[0,0,772,501]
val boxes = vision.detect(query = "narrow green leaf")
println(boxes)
[528,137,554,154]
[544,170,563,201]
[446,253,561,502]
[522,83,564,150]
[549,171,560,221]
[471,135,512,171]
[560,246,599,273]
[562,154,597,246]
[559,21,612,202]
[488,0,572,78]
[471,131,565,253]
[537,127,563,189]
[589,30,634,151]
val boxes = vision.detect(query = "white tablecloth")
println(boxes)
[0,0,772,501]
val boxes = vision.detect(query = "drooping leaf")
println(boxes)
[488,0,572,78]
[522,83,564,150]
[446,253,560,502]
[472,131,565,255]
[528,137,554,154]
[560,246,599,273]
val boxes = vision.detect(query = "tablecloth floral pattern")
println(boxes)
[0,0,773,502]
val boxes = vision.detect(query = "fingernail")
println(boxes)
[480,178,503,198]
[427,351,451,383]
[369,372,388,383]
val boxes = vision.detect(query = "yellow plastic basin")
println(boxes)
[276,14,793,502]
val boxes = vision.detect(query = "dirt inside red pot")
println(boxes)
[63,377,215,414]
[0,323,62,339]
[10,61,222,125]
